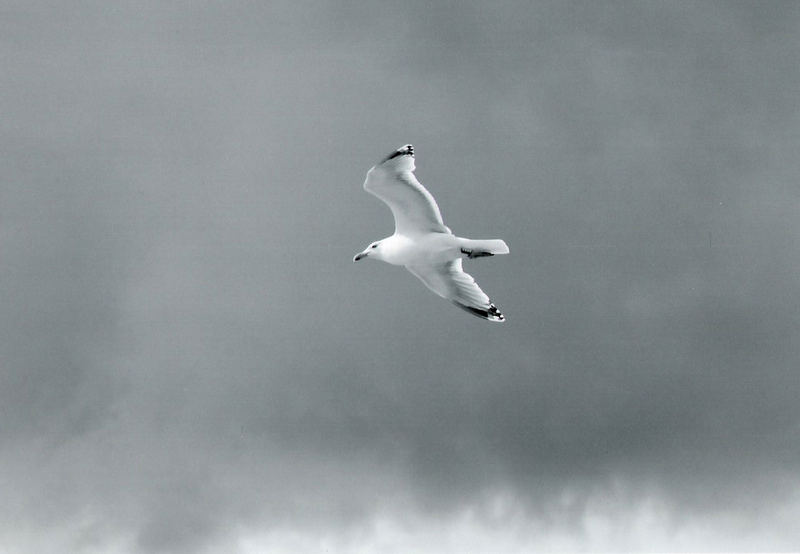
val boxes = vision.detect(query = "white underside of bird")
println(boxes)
[354,144,509,322]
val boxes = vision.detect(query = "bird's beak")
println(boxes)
[353,251,368,262]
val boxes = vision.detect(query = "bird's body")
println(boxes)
[369,232,460,267]
[354,144,509,322]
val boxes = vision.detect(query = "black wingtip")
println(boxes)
[453,302,505,322]
[383,144,414,162]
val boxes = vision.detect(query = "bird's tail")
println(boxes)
[459,239,509,259]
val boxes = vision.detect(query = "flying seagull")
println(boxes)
[354,144,509,322]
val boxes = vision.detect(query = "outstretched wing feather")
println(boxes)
[363,148,451,236]
[407,259,494,313]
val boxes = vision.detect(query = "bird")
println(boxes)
[353,144,509,322]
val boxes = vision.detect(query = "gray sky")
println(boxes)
[2,1,800,551]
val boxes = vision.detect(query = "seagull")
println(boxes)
[354,144,509,322]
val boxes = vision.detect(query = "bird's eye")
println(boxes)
[371,244,378,249]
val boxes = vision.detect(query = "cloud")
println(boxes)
[2,1,800,552]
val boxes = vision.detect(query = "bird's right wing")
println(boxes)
[363,144,451,236]
[407,259,505,322]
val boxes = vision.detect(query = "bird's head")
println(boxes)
[353,240,383,262]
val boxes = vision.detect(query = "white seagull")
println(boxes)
[354,144,509,322]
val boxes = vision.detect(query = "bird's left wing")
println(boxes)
[363,144,451,236]
[407,258,505,322]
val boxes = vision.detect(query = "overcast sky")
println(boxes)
[2,1,800,552]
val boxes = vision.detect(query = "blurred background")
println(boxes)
[2,1,800,551]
